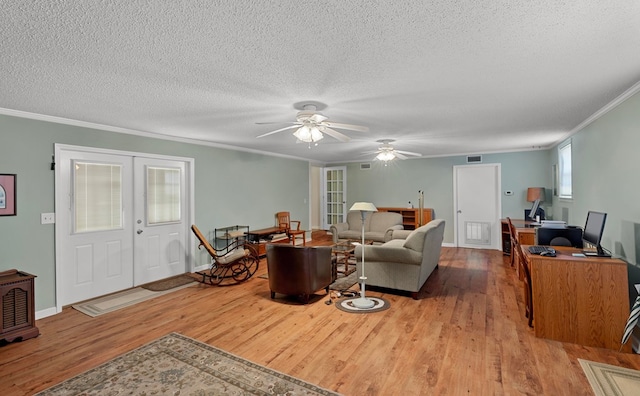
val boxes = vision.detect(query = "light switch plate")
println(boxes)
[41,213,55,224]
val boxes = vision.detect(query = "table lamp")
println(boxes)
[526,187,545,221]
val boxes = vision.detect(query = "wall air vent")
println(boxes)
[360,163,371,170]
[467,155,482,163]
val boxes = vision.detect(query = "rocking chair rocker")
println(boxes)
[191,224,259,285]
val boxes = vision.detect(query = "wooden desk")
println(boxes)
[245,227,287,257]
[522,246,631,352]
[500,219,536,254]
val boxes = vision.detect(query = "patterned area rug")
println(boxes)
[580,359,640,396]
[36,333,341,395]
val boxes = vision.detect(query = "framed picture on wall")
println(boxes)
[0,174,16,216]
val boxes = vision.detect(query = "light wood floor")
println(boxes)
[2,231,640,395]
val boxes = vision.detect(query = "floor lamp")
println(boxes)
[349,202,377,309]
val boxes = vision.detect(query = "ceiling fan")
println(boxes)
[256,102,369,143]
[367,139,422,162]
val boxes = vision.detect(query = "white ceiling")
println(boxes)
[2,1,640,164]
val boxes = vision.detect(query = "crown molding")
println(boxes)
[0,107,312,163]
[569,79,640,135]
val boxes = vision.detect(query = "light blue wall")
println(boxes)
[548,91,640,301]
[0,114,309,311]
[338,150,550,243]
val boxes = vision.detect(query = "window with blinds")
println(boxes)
[146,166,181,224]
[74,162,123,233]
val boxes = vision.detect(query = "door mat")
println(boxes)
[72,281,196,317]
[579,359,640,396]
[141,273,196,291]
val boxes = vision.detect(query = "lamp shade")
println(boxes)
[349,202,378,212]
[526,187,546,203]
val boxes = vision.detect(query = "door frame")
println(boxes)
[452,163,502,249]
[54,144,195,313]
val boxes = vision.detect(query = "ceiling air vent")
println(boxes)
[467,155,482,163]
[360,163,371,170]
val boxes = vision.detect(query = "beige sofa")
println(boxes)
[329,211,403,244]
[354,219,445,299]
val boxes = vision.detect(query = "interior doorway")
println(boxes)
[320,166,347,230]
[54,144,194,310]
[453,163,502,250]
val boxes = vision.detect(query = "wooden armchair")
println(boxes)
[276,211,306,246]
[507,217,533,327]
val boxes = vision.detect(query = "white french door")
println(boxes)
[453,164,502,250]
[322,166,347,230]
[133,157,186,285]
[55,145,193,309]
[57,150,134,306]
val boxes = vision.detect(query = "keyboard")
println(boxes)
[528,246,556,255]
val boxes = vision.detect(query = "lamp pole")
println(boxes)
[350,202,377,309]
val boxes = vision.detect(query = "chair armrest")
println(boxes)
[355,244,422,265]
[330,222,349,233]
[384,225,405,242]
[291,220,301,230]
[391,229,413,240]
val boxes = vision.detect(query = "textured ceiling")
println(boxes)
[2,1,640,163]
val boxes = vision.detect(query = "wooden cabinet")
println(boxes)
[522,247,631,352]
[377,207,434,230]
[1,269,39,343]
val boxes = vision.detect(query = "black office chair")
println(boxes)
[549,237,572,246]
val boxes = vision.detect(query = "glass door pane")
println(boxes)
[146,166,181,224]
[74,161,122,233]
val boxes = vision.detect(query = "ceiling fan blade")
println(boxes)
[323,121,369,132]
[323,127,351,142]
[256,125,299,138]
[394,152,409,160]
[396,149,422,157]
[255,121,298,125]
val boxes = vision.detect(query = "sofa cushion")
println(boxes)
[403,225,429,252]
[368,212,403,232]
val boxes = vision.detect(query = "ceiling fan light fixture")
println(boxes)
[376,151,396,162]
[293,125,324,143]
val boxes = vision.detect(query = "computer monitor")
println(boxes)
[582,211,610,257]
[527,199,540,220]
[535,227,583,248]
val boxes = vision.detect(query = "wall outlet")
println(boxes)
[504,190,514,196]
[41,213,55,224]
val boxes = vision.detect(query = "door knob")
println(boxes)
[137,229,143,234]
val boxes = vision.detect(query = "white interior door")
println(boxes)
[56,150,134,306]
[322,166,347,229]
[454,164,501,250]
[133,157,187,285]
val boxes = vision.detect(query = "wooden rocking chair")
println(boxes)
[191,224,259,285]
